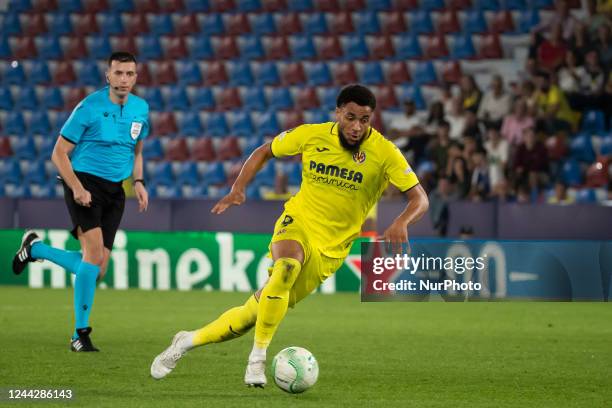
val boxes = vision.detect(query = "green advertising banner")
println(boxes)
[0,230,362,293]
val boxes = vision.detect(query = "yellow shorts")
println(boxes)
[269,212,344,307]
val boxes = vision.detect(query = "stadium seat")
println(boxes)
[198,13,224,36]
[108,0,134,12]
[250,13,277,35]
[11,36,37,59]
[113,35,139,56]
[367,0,391,10]
[261,0,286,11]
[136,62,153,86]
[372,85,398,109]
[16,86,38,110]
[581,110,606,134]
[138,35,163,60]
[316,86,339,110]
[72,13,99,35]
[331,62,358,84]
[437,60,463,83]
[423,34,449,59]
[301,12,328,34]
[472,0,499,10]
[343,0,366,8]
[266,87,294,110]
[263,36,291,59]
[384,61,411,84]
[447,0,471,9]
[165,138,190,161]
[378,11,406,34]
[450,34,476,59]
[408,11,434,34]
[189,36,214,60]
[52,61,77,85]
[151,61,177,85]
[252,161,276,187]
[175,161,200,186]
[1,12,22,35]
[293,87,320,109]
[561,159,583,186]
[0,138,13,158]
[341,35,369,60]
[463,10,488,34]
[4,112,26,135]
[420,0,444,10]
[170,14,197,36]
[27,61,51,85]
[215,87,242,110]
[290,35,316,60]
[585,159,609,188]
[477,33,503,59]
[242,135,264,156]
[238,35,265,60]
[48,13,73,35]
[411,61,437,84]
[36,137,55,158]
[504,0,526,8]
[87,36,112,60]
[163,36,188,59]
[176,61,203,85]
[228,111,255,136]
[143,138,164,160]
[0,159,21,183]
[122,13,149,35]
[287,0,313,11]
[368,35,394,59]
[516,10,539,34]
[575,188,597,203]
[490,11,515,34]
[254,111,280,136]
[190,137,216,161]
[42,88,64,110]
[212,36,240,60]
[274,13,301,35]
[315,35,343,60]
[22,161,48,184]
[314,0,339,10]
[253,61,280,85]
[75,60,101,86]
[22,13,47,36]
[178,111,204,136]
[240,86,267,110]
[224,13,251,35]
[202,161,227,186]
[393,34,423,59]
[205,112,230,137]
[11,137,37,160]
[165,86,191,110]
[0,38,11,59]
[280,62,307,85]
[149,161,174,185]
[210,0,237,12]
[159,0,186,12]
[64,87,87,110]
[98,12,124,35]
[570,133,596,163]
[278,110,304,129]
[227,61,254,86]
[600,135,612,156]
[436,10,461,34]
[2,62,25,86]
[358,61,385,85]
[32,0,60,11]
[29,110,51,135]
[217,136,242,160]
[395,84,426,109]
[0,87,13,110]
[529,0,552,8]
[189,87,215,110]
[283,161,302,185]
[327,12,354,34]
[3,183,31,198]
[61,37,88,60]
[304,61,332,85]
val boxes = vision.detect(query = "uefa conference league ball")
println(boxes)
[272,347,319,394]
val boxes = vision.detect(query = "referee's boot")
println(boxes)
[71,327,100,352]
[12,230,42,275]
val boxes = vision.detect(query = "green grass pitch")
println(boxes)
[0,286,610,407]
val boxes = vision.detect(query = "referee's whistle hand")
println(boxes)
[211,190,245,214]
[135,184,148,212]
[73,188,92,207]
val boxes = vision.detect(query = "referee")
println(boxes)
[12,52,150,352]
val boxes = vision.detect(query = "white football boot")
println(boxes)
[150,331,191,380]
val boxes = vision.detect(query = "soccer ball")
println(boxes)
[272,346,319,394]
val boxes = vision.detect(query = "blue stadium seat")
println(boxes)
[246,184,261,200]
[516,10,539,34]
[108,0,133,12]
[141,87,164,110]
[205,112,229,137]
[22,161,47,184]
[0,12,22,35]
[76,60,101,86]
[149,14,174,35]
[304,108,330,123]
[529,0,552,8]
[87,36,112,60]
[600,135,612,156]
[238,36,265,60]
[12,137,37,160]
[411,61,437,84]
[284,162,302,185]
[29,110,51,135]
[241,86,267,110]
[17,86,38,110]
[190,87,215,110]
[359,61,384,85]
[570,133,595,163]
[178,111,204,136]
[0,87,13,110]
[58,0,83,12]
[450,34,476,59]
[3,62,26,85]
[189,36,214,60]
[8,0,32,12]
[504,0,526,9]
[408,11,434,34]
[228,61,254,86]
[255,111,280,136]
[394,34,423,59]
[237,0,261,11]
[176,161,200,186]
[200,14,225,35]
[166,86,191,111]
[229,111,255,136]
[581,110,605,134]
[176,61,203,85]
[4,112,26,134]
[0,159,22,184]
[243,135,264,156]
[153,184,182,199]
[341,35,369,60]
[472,0,500,10]
[250,13,277,35]
[367,0,391,10]
[288,0,314,11]
[318,86,340,110]
[29,182,56,198]
[352,11,380,34]
[53,111,71,133]
[420,0,445,10]
[143,138,164,160]
[575,188,597,203]
[98,12,124,35]
[396,84,426,110]
[37,137,55,158]
[0,37,10,59]
[290,35,317,60]
[253,161,276,187]
[463,10,488,34]
[561,159,583,186]
[305,62,332,85]
[301,13,328,34]
[48,13,73,35]
[41,88,64,110]
[29,60,51,84]
[185,0,211,11]
[150,162,175,186]
[181,184,208,198]
[202,161,227,186]
[36,36,62,60]
[267,87,294,110]
[4,183,30,198]
[138,35,163,60]
[253,62,280,86]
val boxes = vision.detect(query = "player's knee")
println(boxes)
[270,257,302,289]
[83,247,104,267]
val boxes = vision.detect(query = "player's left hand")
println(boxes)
[135,183,148,212]
[381,220,409,255]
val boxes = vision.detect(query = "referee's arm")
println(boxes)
[52,137,92,207]
[132,140,148,212]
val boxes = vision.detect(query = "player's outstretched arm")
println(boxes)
[52,137,92,207]
[211,142,274,214]
[382,184,429,253]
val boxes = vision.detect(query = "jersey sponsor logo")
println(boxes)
[316,147,330,152]
[130,122,143,140]
[309,160,363,184]
[352,151,366,164]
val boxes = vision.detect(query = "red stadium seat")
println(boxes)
[391,0,418,10]
[123,13,150,35]
[385,61,411,84]
[328,13,354,34]
[368,35,394,59]
[32,0,58,12]
[22,14,48,36]
[73,14,100,35]
[379,12,407,34]
[436,10,461,34]
[294,87,320,109]
[477,33,503,59]
[0,138,13,158]
[163,36,188,59]
[52,61,77,85]
[11,37,37,59]
[585,159,609,188]
[217,136,242,160]
[490,11,515,34]
[545,133,568,161]
[331,62,358,85]
[210,0,236,12]
[372,85,398,109]
[151,61,177,85]
[262,0,286,11]
[342,0,365,10]
[224,14,251,35]
[280,62,307,85]
[263,36,291,60]
[215,87,242,110]
[315,35,342,60]
[173,14,199,35]
[447,0,471,9]
[111,36,138,55]
[212,37,239,59]
[164,138,190,161]
[151,112,178,136]
[438,60,463,84]
[203,61,229,85]
[371,110,384,133]
[191,138,217,161]
[314,0,340,11]
[159,0,185,12]
[278,111,304,130]
[64,87,87,110]
[134,0,159,12]
[423,34,449,59]
[83,0,109,12]
[62,37,88,59]
[275,13,302,35]
[136,63,153,86]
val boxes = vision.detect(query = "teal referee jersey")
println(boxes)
[60,86,150,182]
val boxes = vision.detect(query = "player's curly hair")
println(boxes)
[336,84,376,111]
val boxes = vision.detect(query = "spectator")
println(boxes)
[583,0,610,39]
[576,50,606,96]
[537,23,568,72]
[424,101,446,136]
[447,142,471,198]
[534,71,579,133]
[533,0,579,42]
[459,75,482,114]
[429,176,458,236]
[513,126,550,192]
[501,99,536,146]
[484,126,509,191]
[547,180,575,204]
[439,82,456,115]
[446,97,468,140]
[469,149,490,201]
[516,183,532,203]
[388,99,427,161]
[557,49,581,95]
[569,22,589,62]
[427,120,452,172]
[594,24,612,69]
[490,179,516,202]
[478,75,513,129]
[520,80,539,115]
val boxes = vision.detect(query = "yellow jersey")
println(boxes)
[270,122,419,258]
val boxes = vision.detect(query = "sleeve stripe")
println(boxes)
[61,135,77,144]
[400,182,420,193]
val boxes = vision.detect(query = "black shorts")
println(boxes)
[63,172,125,250]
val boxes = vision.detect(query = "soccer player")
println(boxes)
[150,85,429,385]
[11,52,150,352]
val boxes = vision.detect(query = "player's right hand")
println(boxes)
[211,189,245,214]
[73,187,92,207]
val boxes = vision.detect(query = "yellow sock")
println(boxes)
[254,257,302,349]
[192,294,259,347]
